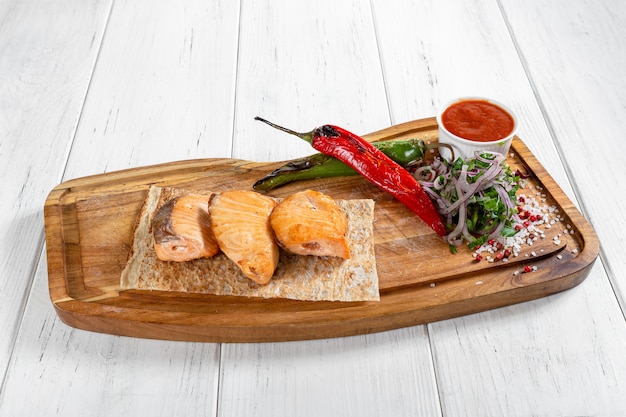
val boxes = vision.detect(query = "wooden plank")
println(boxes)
[0,256,220,416]
[232,0,391,163]
[222,0,442,415]
[446,1,626,414]
[62,0,239,180]
[43,120,598,342]
[218,327,441,417]
[0,0,112,383]
[0,0,236,415]
[6,0,621,415]
[370,0,575,183]
[372,0,626,415]
[430,267,626,416]
[501,0,626,308]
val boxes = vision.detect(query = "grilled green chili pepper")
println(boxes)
[255,117,447,236]
[254,138,441,192]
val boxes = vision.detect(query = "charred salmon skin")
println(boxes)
[152,194,219,262]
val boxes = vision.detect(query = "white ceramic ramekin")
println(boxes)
[436,97,517,161]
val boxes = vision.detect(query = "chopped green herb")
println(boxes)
[414,151,522,249]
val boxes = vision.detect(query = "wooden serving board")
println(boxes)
[44,118,599,342]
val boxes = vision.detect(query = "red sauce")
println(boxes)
[441,99,514,142]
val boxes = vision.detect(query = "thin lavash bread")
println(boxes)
[120,185,380,302]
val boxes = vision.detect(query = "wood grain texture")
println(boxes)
[372,0,626,415]
[371,0,575,187]
[0,256,220,417]
[1,1,236,415]
[0,0,112,381]
[62,0,240,180]
[447,1,626,414]
[223,2,443,415]
[218,326,441,417]
[431,266,626,416]
[233,0,390,163]
[44,119,598,343]
[501,0,626,309]
[3,0,625,415]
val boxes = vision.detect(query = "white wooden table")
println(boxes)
[2,1,625,415]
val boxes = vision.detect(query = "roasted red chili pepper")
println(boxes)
[255,117,446,237]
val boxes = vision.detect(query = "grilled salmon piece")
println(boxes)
[269,189,350,259]
[209,190,279,285]
[152,194,219,262]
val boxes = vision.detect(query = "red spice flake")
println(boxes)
[523,265,533,273]
[515,169,530,179]
[475,254,483,262]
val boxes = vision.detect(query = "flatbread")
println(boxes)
[120,185,379,302]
